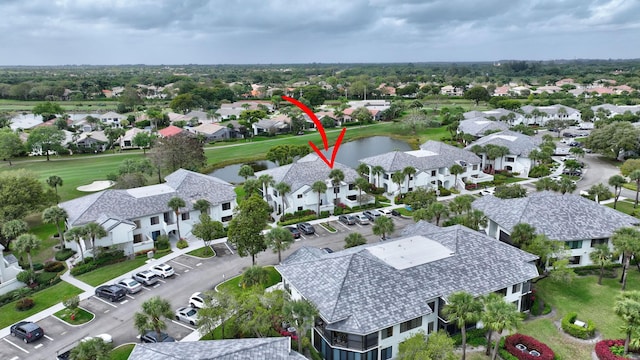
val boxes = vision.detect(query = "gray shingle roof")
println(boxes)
[254,154,359,193]
[458,117,509,137]
[465,130,541,157]
[472,191,640,240]
[61,169,236,226]
[128,337,305,360]
[276,223,538,335]
[359,140,480,172]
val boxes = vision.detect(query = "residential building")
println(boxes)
[75,131,109,152]
[276,222,539,360]
[252,117,290,136]
[463,108,524,126]
[520,105,581,125]
[128,337,304,360]
[254,154,367,215]
[0,245,23,296]
[99,111,126,127]
[440,85,464,96]
[120,128,149,150]
[191,123,231,142]
[59,169,236,257]
[359,140,490,193]
[591,104,640,118]
[158,125,188,138]
[472,191,640,266]
[458,117,509,138]
[465,130,541,177]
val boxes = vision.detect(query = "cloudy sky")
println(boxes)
[1,0,639,65]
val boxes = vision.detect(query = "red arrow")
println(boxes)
[281,96,347,169]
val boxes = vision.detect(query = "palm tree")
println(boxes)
[609,175,627,209]
[557,177,577,195]
[65,227,86,262]
[284,299,318,355]
[372,216,395,240]
[443,291,483,360]
[1,219,28,249]
[427,202,449,226]
[329,169,345,205]
[630,169,640,208]
[344,233,367,248]
[70,337,113,360]
[198,290,236,339]
[83,222,107,254]
[486,145,510,173]
[311,180,327,216]
[449,164,465,189]
[371,165,384,187]
[569,147,585,159]
[243,178,261,199]
[528,149,542,166]
[483,296,522,360]
[535,177,558,192]
[238,164,254,181]
[357,163,370,178]
[448,195,475,215]
[11,234,41,272]
[510,223,536,248]
[265,227,294,263]
[462,209,487,231]
[241,265,270,288]
[614,291,640,355]
[403,166,417,192]
[42,206,68,248]
[391,171,405,197]
[193,199,211,216]
[46,175,63,203]
[355,177,369,209]
[133,296,173,339]
[590,244,614,285]
[612,227,640,290]
[412,208,431,223]
[257,174,274,200]
[167,196,186,240]
[275,182,291,215]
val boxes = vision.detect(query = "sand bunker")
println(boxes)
[77,180,115,192]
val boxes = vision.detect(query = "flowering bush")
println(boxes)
[504,333,555,360]
[595,340,630,360]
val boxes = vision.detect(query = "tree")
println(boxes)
[449,164,464,188]
[69,337,112,360]
[357,163,370,178]
[193,199,211,215]
[485,145,510,172]
[329,169,345,205]
[167,197,186,240]
[266,144,310,166]
[169,93,200,114]
[557,177,577,195]
[549,258,576,283]
[424,330,457,360]
[65,227,86,262]
[227,195,270,265]
[372,216,395,240]
[535,177,558,192]
[83,222,107,254]
[11,233,41,272]
[401,109,427,135]
[403,166,417,192]
[404,188,437,210]
[283,299,318,354]
[391,171,405,197]
[569,146,585,158]
[274,182,291,215]
[1,219,28,249]
[464,86,491,106]
[191,214,224,254]
[344,233,367,248]
[587,183,612,204]
[46,175,63,201]
[149,133,206,173]
[609,175,627,209]
[461,209,487,231]
[354,177,369,209]
[241,265,270,288]
[494,184,527,199]
[371,165,384,187]
[351,107,373,124]
[510,223,536,248]
[265,227,294,263]
[614,291,640,355]
[612,227,640,291]
[32,101,64,120]
[397,331,429,360]
[448,194,475,215]
[103,127,125,153]
[590,244,615,285]
[311,180,327,216]
[0,128,23,166]
[238,165,254,181]
[630,170,640,208]
[27,126,65,161]
[482,296,522,360]
[198,290,236,339]
[443,291,482,360]
[586,121,640,159]
[42,206,67,248]
[132,132,154,154]
[427,202,449,226]
[133,296,173,338]
[620,159,640,177]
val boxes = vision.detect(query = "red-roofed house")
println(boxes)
[158,125,187,138]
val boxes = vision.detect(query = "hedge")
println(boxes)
[504,333,555,360]
[452,328,486,347]
[279,214,318,226]
[55,248,76,261]
[561,312,596,339]
[280,209,316,223]
[70,262,98,276]
[44,261,65,273]
[595,339,630,360]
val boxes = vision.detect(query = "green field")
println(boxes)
[0,282,82,328]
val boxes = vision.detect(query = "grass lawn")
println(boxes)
[54,307,94,325]
[0,282,82,328]
[187,246,216,258]
[110,343,135,360]
[623,182,638,192]
[76,257,149,286]
[18,213,60,264]
[606,199,638,217]
[217,266,281,296]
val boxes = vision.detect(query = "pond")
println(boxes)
[209,136,411,183]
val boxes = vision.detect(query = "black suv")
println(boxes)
[95,285,126,302]
[141,331,176,343]
[297,222,315,235]
[286,226,301,239]
[10,321,44,343]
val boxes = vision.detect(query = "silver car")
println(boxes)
[116,278,142,294]
[175,306,199,326]
[354,214,370,225]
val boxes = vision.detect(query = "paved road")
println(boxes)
[0,215,414,360]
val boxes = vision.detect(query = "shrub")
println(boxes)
[280,209,316,222]
[438,187,451,196]
[452,328,486,347]
[44,261,65,273]
[319,211,331,219]
[55,248,76,261]
[595,339,630,360]
[94,249,126,266]
[155,235,170,250]
[561,312,596,339]
[35,272,59,285]
[176,239,189,249]
[279,215,318,226]
[529,165,551,178]
[504,333,555,360]
[16,270,36,284]
[32,263,44,271]
[15,298,35,311]
[70,262,98,276]
[574,263,621,277]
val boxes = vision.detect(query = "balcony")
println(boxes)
[467,173,494,184]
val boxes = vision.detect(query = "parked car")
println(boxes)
[95,285,126,302]
[354,214,370,225]
[286,226,301,239]
[338,215,356,225]
[479,189,495,196]
[140,331,175,343]
[149,263,175,278]
[175,306,199,326]
[363,209,383,221]
[563,169,582,176]
[189,292,214,309]
[378,209,393,217]
[82,333,113,344]
[562,132,576,138]
[562,155,576,162]
[391,209,401,217]
[322,247,334,253]
[133,270,161,286]
[569,141,583,147]
[10,321,44,343]
[116,278,142,294]
[297,222,315,235]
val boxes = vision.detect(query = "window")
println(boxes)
[567,240,583,249]
[512,283,521,294]
[427,321,434,334]
[427,301,436,312]
[273,190,278,196]
[150,216,159,225]
[222,202,231,210]
[568,256,581,265]
[381,347,393,360]
[133,234,142,243]
[134,220,141,229]
[473,164,478,170]
[221,215,232,222]
[297,194,303,199]
[381,326,393,339]
[522,281,531,293]
[431,170,437,176]
[298,206,303,211]
[400,316,422,333]
[591,238,608,247]
[181,212,190,221]
[383,174,389,180]
[505,157,515,162]
[495,288,507,297]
